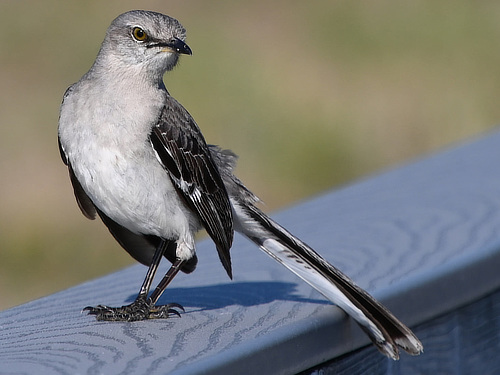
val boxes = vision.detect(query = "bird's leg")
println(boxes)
[84,240,184,321]
[149,257,185,305]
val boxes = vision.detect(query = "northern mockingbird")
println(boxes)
[58,10,422,360]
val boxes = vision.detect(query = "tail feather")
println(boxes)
[233,201,423,360]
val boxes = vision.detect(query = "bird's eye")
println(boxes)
[132,27,148,42]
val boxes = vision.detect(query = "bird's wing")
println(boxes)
[58,87,97,220]
[58,136,97,220]
[149,96,234,278]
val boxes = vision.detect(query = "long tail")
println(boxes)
[232,201,423,360]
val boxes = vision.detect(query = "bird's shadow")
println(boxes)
[124,281,329,312]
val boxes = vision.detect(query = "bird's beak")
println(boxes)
[162,38,192,55]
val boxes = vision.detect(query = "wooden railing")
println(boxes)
[2,130,500,374]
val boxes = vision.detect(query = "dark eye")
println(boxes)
[132,27,148,42]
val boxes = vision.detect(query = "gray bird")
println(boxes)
[58,10,422,360]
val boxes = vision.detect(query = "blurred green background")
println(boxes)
[1,0,500,310]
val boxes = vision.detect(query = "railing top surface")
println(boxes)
[2,130,500,374]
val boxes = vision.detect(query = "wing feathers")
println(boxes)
[149,99,234,277]
[59,136,97,220]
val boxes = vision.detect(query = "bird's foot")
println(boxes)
[83,297,184,321]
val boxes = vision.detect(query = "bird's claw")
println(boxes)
[83,298,184,321]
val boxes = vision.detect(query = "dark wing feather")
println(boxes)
[149,97,234,278]
[59,136,96,220]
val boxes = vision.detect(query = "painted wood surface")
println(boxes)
[2,130,500,374]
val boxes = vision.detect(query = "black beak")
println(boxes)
[148,38,193,55]
[169,38,192,55]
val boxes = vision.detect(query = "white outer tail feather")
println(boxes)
[232,200,423,360]
[261,237,386,339]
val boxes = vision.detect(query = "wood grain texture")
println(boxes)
[301,287,500,374]
[2,129,500,374]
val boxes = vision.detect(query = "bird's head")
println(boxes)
[95,10,192,80]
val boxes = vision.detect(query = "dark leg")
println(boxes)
[84,240,185,321]
[149,257,185,304]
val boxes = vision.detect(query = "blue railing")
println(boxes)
[2,130,500,374]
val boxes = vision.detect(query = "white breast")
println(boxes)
[58,80,200,241]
